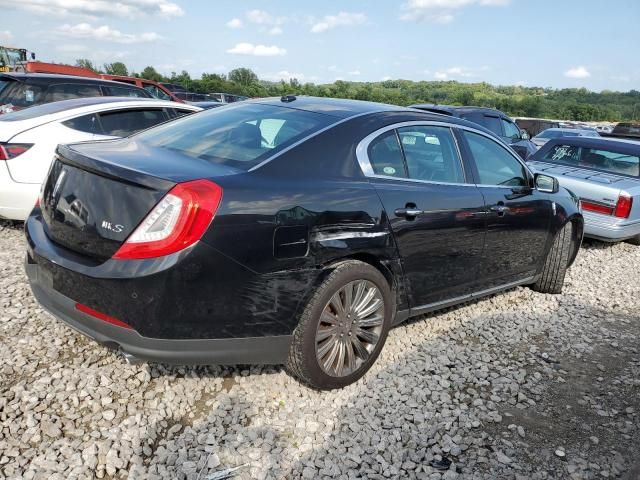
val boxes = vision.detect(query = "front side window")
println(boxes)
[98,109,167,136]
[542,144,639,177]
[136,103,335,170]
[397,126,464,183]
[463,131,528,186]
[45,84,102,102]
[502,119,521,140]
[368,130,407,178]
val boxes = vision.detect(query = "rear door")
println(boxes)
[358,122,487,308]
[458,129,552,287]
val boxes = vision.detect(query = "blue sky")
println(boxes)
[2,0,639,91]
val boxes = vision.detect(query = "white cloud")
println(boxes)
[381,76,392,81]
[0,30,12,42]
[434,71,448,80]
[348,70,361,76]
[226,42,286,57]
[400,0,509,23]
[56,43,89,53]
[311,12,367,33]
[564,66,591,79]
[246,9,275,24]
[268,26,283,35]
[264,70,305,82]
[0,0,184,19]
[226,18,242,29]
[57,23,162,44]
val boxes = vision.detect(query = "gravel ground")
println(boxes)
[1,219,639,480]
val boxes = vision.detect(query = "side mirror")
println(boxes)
[520,129,530,140]
[534,173,559,193]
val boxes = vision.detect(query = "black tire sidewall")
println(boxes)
[299,263,393,390]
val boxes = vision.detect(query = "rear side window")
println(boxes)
[0,81,46,107]
[542,144,640,177]
[98,109,167,136]
[368,131,406,178]
[397,126,464,183]
[62,113,102,134]
[502,119,521,140]
[483,115,503,136]
[106,85,149,98]
[45,84,102,102]
[135,103,335,170]
[463,131,528,186]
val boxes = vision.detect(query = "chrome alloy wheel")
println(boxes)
[314,280,385,377]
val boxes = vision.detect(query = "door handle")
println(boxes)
[489,204,510,215]
[394,208,424,218]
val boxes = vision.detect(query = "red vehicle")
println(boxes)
[15,62,184,103]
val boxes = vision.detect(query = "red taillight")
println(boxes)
[0,143,33,160]
[75,303,132,330]
[581,201,614,215]
[113,179,223,260]
[614,194,633,219]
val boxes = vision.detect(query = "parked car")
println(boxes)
[409,104,536,160]
[602,122,640,141]
[25,96,583,390]
[532,127,600,148]
[161,83,187,93]
[174,92,218,102]
[0,73,152,114]
[100,75,183,103]
[188,101,225,109]
[209,93,249,103]
[528,137,639,245]
[0,97,200,220]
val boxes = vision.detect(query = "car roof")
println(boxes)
[251,96,408,119]
[410,103,508,117]
[539,136,640,153]
[0,97,200,123]
[0,72,142,87]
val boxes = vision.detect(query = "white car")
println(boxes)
[0,97,201,220]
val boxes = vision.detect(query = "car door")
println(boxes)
[357,122,487,309]
[458,128,553,288]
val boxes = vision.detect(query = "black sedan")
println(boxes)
[25,96,583,389]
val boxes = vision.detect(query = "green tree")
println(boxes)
[75,58,98,72]
[103,62,128,76]
[140,66,164,83]
[228,68,258,87]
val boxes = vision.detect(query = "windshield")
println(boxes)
[136,103,336,170]
[0,80,47,107]
[541,143,640,177]
[536,130,580,139]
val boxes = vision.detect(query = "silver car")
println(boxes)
[527,137,640,245]
[532,127,600,148]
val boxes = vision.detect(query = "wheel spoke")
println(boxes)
[322,338,341,373]
[316,326,338,342]
[320,310,340,326]
[344,338,356,373]
[335,340,346,376]
[343,283,353,314]
[350,335,370,360]
[317,335,338,359]
[329,294,346,318]
[356,314,384,328]
[357,297,383,319]
[355,327,379,345]
[353,287,376,314]
[351,281,367,311]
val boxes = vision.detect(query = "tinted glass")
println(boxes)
[45,84,102,102]
[99,109,167,136]
[0,79,10,94]
[542,144,639,177]
[368,131,406,178]
[483,116,503,136]
[0,81,47,107]
[136,103,335,170]
[143,84,170,100]
[397,126,464,183]
[464,131,528,186]
[502,119,521,140]
[62,113,102,134]
[107,85,148,98]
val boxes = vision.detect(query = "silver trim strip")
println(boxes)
[248,110,381,172]
[355,120,534,188]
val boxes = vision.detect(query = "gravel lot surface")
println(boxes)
[1,219,639,480]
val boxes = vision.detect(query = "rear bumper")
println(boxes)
[583,211,640,242]
[0,163,39,221]
[26,260,292,365]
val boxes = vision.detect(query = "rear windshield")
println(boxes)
[541,143,640,177]
[136,103,336,170]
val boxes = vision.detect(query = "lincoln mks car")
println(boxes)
[25,97,583,389]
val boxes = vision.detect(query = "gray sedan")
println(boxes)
[527,137,640,245]
[532,127,600,148]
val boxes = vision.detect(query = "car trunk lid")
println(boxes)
[40,140,239,260]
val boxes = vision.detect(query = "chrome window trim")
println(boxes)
[248,110,380,172]
[356,120,534,189]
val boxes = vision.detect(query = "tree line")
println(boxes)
[76,59,640,122]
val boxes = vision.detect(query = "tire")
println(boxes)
[286,260,393,390]
[627,235,640,246]
[531,222,573,294]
